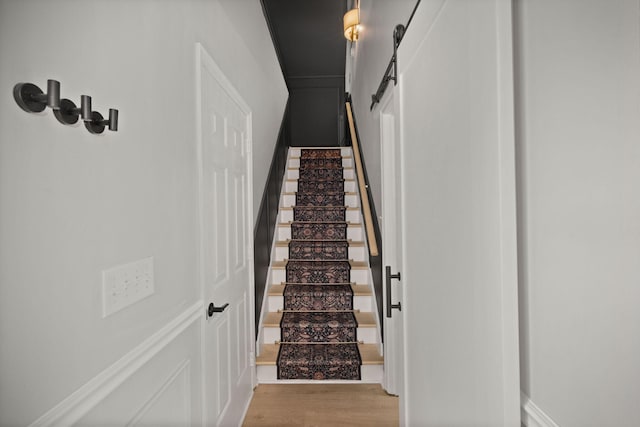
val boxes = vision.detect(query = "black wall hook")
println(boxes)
[54,94,92,125]
[13,79,60,113]
[14,79,118,134]
[83,95,118,134]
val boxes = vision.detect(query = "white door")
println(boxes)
[379,89,405,407]
[196,43,255,427]
[393,0,520,425]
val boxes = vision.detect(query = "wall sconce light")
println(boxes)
[13,79,118,135]
[343,7,361,42]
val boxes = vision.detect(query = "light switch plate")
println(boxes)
[102,257,154,317]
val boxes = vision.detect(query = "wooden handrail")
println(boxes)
[345,101,379,257]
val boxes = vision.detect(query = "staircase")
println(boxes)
[256,146,384,383]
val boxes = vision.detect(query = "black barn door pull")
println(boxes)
[386,266,402,318]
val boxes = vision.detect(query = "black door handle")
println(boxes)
[207,302,229,318]
[386,266,402,318]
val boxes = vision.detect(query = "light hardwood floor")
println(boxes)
[242,384,399,426]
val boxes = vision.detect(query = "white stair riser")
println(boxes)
[284,180,357,193]
[276,225,363,242]
[270,269,370,286]
[361,365,383,383]
[279,209,362,224]
[286,168,355,180]
[256,365,277,383]
[263,327,377,344]
[289,147,352,158]
[273,245,366,262]
[271,269,285,285]
[268,295,373,312]
[351,269,369,285]
[256,364,383,384]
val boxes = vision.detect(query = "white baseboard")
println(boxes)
[30,301,203,427]
[521,392,560,427]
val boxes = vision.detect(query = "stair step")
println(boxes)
[276,221,364,242]
[275,239,364,247]
[278,221,362,226]
[287,156,354,169]
[269,260,371,286]
[286,168,355,181]
[289,154,354,160]
[279,206,362,224]
[281,192,360,209]
[284,179,357,193]
[256,343,383,366]
[263,311,376,327]
[268,283,372,296]
[262,311,377,343]
[288,147,353,158]
[256,343,383,384]
[266,283,373,312]
[273,240,366,263]
[270,260,369,269]
[282,191,359,196]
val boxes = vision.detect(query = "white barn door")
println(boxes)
[395,0,520,425]
[196,43,254,426]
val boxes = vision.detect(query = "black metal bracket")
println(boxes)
[370,24,405,110]
[369,0,422,110]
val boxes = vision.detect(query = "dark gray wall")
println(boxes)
[262,0,347,146]
[254,102,291,335]
[289,77,344,147]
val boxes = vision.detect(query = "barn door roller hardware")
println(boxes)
[370,24,405,110]
[370,0,422,110]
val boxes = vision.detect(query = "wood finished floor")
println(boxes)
[242,384,399,427]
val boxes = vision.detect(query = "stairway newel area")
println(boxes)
[256,147,383,383]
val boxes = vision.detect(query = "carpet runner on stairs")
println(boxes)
[276,148,362,380]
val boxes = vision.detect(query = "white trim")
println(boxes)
[521,392,561,427]
[29,301,204,427]
[194,41,207,427]
[495,0,522,425]
[378,88,398,395]
[195,43,251,115]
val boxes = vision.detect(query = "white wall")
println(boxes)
[514,0,640,426]
[349,0,416,212]
[0,0,286,425]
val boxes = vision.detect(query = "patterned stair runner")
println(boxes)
[277,148,362,380]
